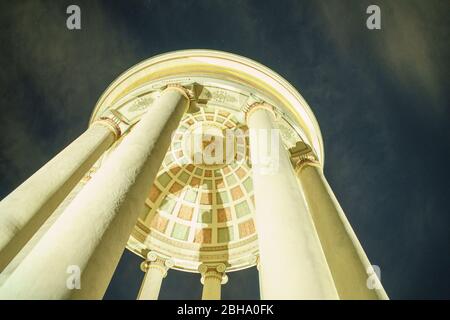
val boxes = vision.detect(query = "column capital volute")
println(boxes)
[140,251,174,277]
[289,141,321,172]
[92,107,138,139]
[163,83,204,114]
[164,83,193,101]
[198,263,228,284]
[250,254,260,271]
[243,101,276,123]
[92,112,123,140]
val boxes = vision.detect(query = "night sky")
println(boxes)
[0,0,449,299]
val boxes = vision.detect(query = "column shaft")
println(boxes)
[137,253,172,300]
[202,277,222,300]
[138,267,165,300]
[247,106,338,299]
[0,179,87,285]
[0,87,189,299]
[199,264,227,300]
[297,164,388,299]
[0,123,116,271]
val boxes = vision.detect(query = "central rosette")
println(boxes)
[180,122,241,169]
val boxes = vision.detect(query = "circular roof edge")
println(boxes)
[90,49,324,165]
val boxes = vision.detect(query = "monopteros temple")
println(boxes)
[0,50,388,300]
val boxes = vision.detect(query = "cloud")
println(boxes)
[1,0,449,300]
[0,0,141,193]
[316,0,449,110]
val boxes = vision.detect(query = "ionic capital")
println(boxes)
[198,263,228,284]
[140,251,174,278]
[164,83,192,101]
[251,255,260,271]
[93,116,122,140]
[289,141,321,172]
[163,83,203,113]
[164,82,202,101]
[92,108,136,140]
[243,101,276,123]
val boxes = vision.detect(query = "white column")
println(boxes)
[290,141,388,300]
[0,177,88,285]
[137,252,173,300]
[0,118,119,271]
[246,102,338,300]
[254,255,264,297]
[198,263,228,300]
[0,84,192,299]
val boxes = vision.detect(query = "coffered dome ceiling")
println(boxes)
[140,105,258,267]
[146,107,254,245]
[88,51,322,273]
[89,82,306,272]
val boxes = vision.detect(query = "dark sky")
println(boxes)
[0,0,449,299]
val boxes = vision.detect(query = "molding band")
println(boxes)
[93,117,122,140]
[244,102,276,123]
